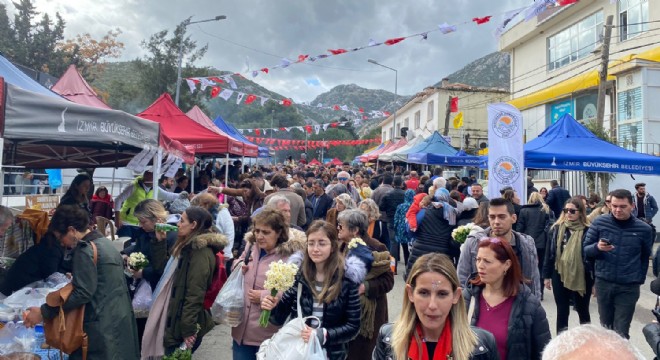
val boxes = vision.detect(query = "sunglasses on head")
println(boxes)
[563,208,578,214]
[480,237,502,245]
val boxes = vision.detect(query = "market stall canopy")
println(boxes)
[378,135,425,162]
[185,106,253,157]
[51,66,193,164]
[137,93,243,156]
[524,114,660,175]
[308,158,321,166]
[407,132,458,164]
[358,142,388,163]
[327,158,344,166]
[208,111,260,158]
[223,122,270,157]
[1,80,161,168]
[364,138,408,162]
[51,65,111,109]
[354,143,384,163]
[0,55,60,98]
[425,149,482,167]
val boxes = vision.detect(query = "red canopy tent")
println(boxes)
[326,158,344,166]
[186,106,257,157]
[51,66,194,164]
[362,138,407,162]
[137,93,243,156]
[308,158,321,166]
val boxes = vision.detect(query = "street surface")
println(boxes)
[196,259,658,359]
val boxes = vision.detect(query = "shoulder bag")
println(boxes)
[44,241,97,360]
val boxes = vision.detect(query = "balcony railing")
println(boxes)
[616,142,660,156]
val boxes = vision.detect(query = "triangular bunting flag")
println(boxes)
[236,92,245,104]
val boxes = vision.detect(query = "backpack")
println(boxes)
[203,252,227,310]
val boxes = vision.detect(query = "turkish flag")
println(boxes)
[279,127,286,131]
[450,97,459,112]
[255,129,261,136]
[245,94,257,104]
[282,99,292,106]
[384,37,405,46]
[472,16,492,25]
[359,108,364,113]
[331,122,338,128]
[209,77,223,83]
[305,125,312,134]
[328,49,347,55]
[333,105,340,111]
[557,0,578,5]
[211,86,221,98]
[383,111,391,117]
[298,54,309,62]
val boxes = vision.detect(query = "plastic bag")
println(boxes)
[307,334,325,360]
[0,322,35,355]
[132,280,153,318]
[210,265,245,327]
[3,288,49,311]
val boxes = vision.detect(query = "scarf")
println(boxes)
[408,321,452,360]
[141,257,179,360]
[434,188,457,226]
[555,221,586,296]
[367,221,376,238]
[359,250,391,339]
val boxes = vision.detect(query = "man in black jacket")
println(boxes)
[309,179,333,220]
[583,189,654,339]
[546,180,571,219]
[380,176,406,268]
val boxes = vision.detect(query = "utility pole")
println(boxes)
[443,96,452,136]
[595,15,614,131]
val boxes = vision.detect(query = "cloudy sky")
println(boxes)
[19,0,529,102]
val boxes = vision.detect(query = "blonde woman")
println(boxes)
[543,197,592,333]
[359,198,390,248]
[373,253,498,360]
[516,191,554,299]
[326,193,356,228]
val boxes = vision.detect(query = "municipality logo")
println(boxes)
[492,112,520,139]
[492,156,521,185]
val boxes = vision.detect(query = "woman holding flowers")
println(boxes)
[262,220,362,360]
[232,208,306,360]
[142,206,227,358]
[336,209,394,360]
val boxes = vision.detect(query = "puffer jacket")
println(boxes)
[162,232,227,348]
[270,272,362,360]
[457,228,541,298]
[122,228,177,290]
[515,203,552,249]
[543,226,591,280]
[583,213,654,285]
[231,229,307,346]
[407,207,458,275]
[372,323,499,360]
[465,280,551,360]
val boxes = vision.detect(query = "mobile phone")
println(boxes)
[600,239,611,246]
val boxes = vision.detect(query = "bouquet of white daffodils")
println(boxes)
[451,223,475,244]
[348,237,367,249]
[259,260,299,327]
[127,252,149,270]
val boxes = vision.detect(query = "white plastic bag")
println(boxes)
[3,288,48,311]
[210,264,244,327]
[307,334,325,360]
[132,280,153,318]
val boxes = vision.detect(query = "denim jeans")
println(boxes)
[233,340,259,360]
[595,279,640,339]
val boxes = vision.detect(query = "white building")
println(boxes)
[379,81,508,152]
[501,0,660,156]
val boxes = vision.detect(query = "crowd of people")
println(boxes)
[0,158,656,359]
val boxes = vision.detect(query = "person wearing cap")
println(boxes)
[114,171,183,239]
[457,197,479,226]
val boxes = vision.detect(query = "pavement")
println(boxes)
[196,260,658,359]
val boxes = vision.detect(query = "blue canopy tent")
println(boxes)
[407,131,459,164]
[524,114,660,175]
[213,115,269,158]
[0,55,61,98]
[425,149,482,167]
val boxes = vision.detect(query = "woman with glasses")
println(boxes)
[464,238,551,360]
[542,197,593,333]
[326,193,356,228]
[336,209,394,360]
[373,253,498,360]
[261,221,361,360]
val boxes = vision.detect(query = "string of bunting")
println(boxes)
[185,75,391,120]
[238,120,359,136]
[185,0,572,84]
[244,136,381,151]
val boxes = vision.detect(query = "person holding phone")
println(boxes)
[583,189,654,339]
[542,197,592,333]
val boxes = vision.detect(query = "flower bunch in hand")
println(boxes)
[451,223,475,244]
[259,261,299,327]
[127,252,149,270]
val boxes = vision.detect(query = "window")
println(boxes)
[548,11,604,71]
[382,131,387,141]
[404,118,409,129]
[396,123,401,138]
[618,87,642,122]
[414,111,421,129]
[620,0,649,41]
[389,127,394,140]
[427,101,434,121]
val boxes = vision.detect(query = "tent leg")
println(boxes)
[153,148,163,200]
[376,160,379,171]
[0,138,4,203]
[111,167,116,196]
[225,154,230,204]
[191,158,196,194]
[242,156,245,174]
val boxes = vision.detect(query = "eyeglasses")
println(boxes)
[563,208,578,214]
[338,177,349,181]
[337,224,343,230]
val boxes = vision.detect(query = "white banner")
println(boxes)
[487,103,525,202]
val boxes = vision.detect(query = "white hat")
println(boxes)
[463,197,479,210]
[263,180,274,192]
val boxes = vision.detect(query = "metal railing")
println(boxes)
[616,142,660,156]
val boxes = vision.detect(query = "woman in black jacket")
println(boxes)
[465,238,551,360]
[516,192,553,299]
[373,253,498,360]
[543,197,592,333]
[406,188,459,274]
[262,221,361,360]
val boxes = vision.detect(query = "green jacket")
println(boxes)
[41,231,139,360]
[160,231,227,348]
[120,177,153,226]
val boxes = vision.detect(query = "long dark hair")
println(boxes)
[171,206,214,257]
[50,205,90,233]
[302,221,344,303]
[63,174,91,203]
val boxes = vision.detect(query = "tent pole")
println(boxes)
[225,153,230,204]
[191,158,195,194]
[242,155,245,174]
[111,167,116,197]
[153,148,163,200]
[0,138,4,203]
